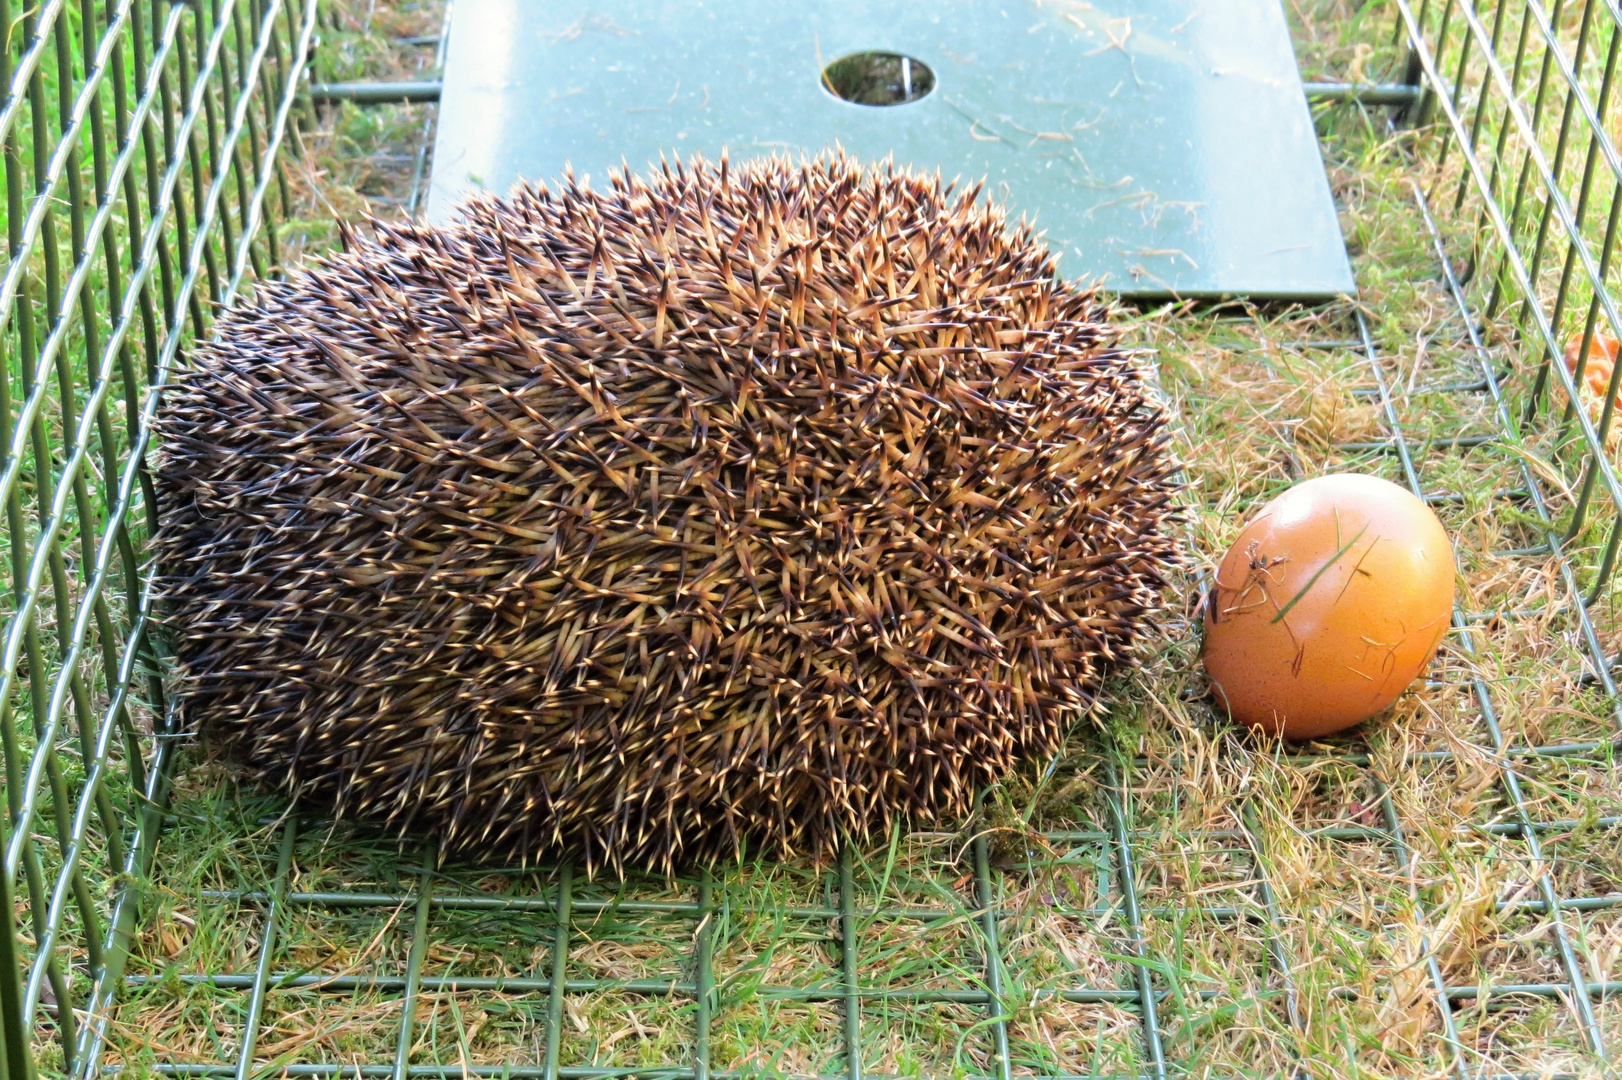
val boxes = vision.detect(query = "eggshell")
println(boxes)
[1201,473,1455,740]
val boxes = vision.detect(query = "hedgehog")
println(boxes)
[154,152,1181,874]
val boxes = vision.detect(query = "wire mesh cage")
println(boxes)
[0,0,1620,1077]
[0,0,316,1076]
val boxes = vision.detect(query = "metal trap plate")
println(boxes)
[425,0,1355,300]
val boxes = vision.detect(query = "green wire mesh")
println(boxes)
[0,0,1619,1077]
[0,0,315,1075]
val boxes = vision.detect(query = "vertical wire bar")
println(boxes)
[223,0,267,283]
[1590,514,1622,608]
[70,0,139,866]
[1239,806,1304,1036]
[405,0,452,218]
[269,0,298,236]
[0,3,40,1050]
[1103,758,1167,1080]
[693,869,713,1080]
[234,820,296,1080]
[544,865,573,1080]
[0,732,30,1080]
[0,9,80,1033]
[838,846,862,1080]
[200,0,240,275]
[73,695,175,1079]
[0,26,58,1072]
[1092,838,1114,918]
[1433,0,1480,173]
[177,1,223,315]
[242,0,282,273]
[972,835,1012,1080]
[49,0,107,768]
[39,0,121,983]
[1398,0,1433,120]
[1523,0,1599,292]
[1566,182,1622,524]
[229,0,269,281]
[23,585,160,1031]
[1541,4,1620,403]
[4,0,85,1053]
[1419,0,1461,127]
[1545,185,1619,435]
[1489,0,1570,318]
[115,0,167,389]
[224,0,312,299]
[1373,776,1471,1078]
[147,0,184,333]
[261,7,296,265]
[222,0,254,216]
[1473,0,1537,291]
[118,2,172,632]
[392,859,435,1080]
[4,23,66,1044]
[87,0,161,755]
[1454,0,1513,213]
[843,843,869,1076]
[171,9,211,335]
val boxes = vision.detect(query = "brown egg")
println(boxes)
[1202,473,1455,740]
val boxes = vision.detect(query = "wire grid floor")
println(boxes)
[92,181,1622,1078]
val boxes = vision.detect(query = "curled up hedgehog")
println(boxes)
[155,152,1181,874]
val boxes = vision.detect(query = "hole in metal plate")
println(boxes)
[821,51,935,106]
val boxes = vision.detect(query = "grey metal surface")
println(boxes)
[425,0,1355,300]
